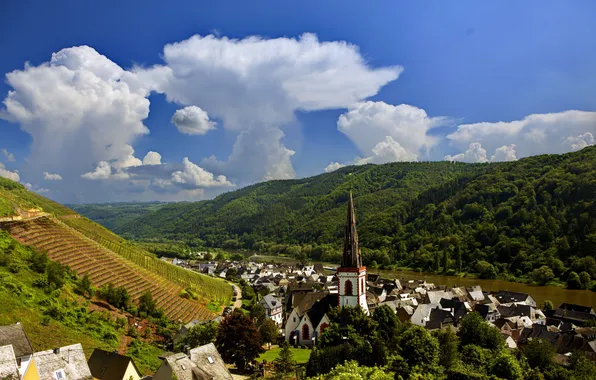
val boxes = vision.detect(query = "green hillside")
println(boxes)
[68,202,166,231]
[117,146,596,281]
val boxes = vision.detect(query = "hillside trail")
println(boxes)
[229,283,242,310]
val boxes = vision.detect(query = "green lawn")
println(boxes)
[258,346,311,364]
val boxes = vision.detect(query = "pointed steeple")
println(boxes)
[342,191,362,268]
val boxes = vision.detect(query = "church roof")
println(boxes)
[341,191,362,268]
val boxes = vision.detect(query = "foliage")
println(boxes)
[98,283,130,310]
[523,339,555,369]
[259,318,279,346]
[532,266,555,285]
[459,312,504,350]
[308,360,393,380]
[273,341,295,379]
[138,291,158,317]
[110,147,596,283]
[215,309,262,370]
[175,321,218,351]
[397,325,439,372]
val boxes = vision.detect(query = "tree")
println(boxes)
[490,350,523,380]
[542,300,554,311]
[76,274,93,297]
[532,266,555,285]
[459,312,504,350]
[442,249,449,274]
[176,321,218,351]
[259,319,279,348]
[475,260,497,279]
[138,291,157,316]
[455,246,462,273]
[309,360,393,380]
[522,338,554,369]
[567,271,582,289]
[435,329,459,370]
[273,341,295,379]
[372,304,398,342]
[397,325,439,371]
[579,271,591,289]
[249,303,266,327]
[215,309,262,370]
[30,252,48,273]
[46,261,66,289]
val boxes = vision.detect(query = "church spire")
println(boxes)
[342,191,362,268]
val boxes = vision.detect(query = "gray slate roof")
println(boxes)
[34,343,93,380]
[0,324,34,357]
[189,343,233,380]
[0,345,20,380]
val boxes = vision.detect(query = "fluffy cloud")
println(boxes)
[1,46,149,199]
[171,157,233,188]
[81,161,111,180]
[43,172,62,180]
[324,162,345,173]
[337,101,446,162]
[565,132,595,151]
[136,33,400,183]
[24,183,49,194]
[446,110,596,159]
[142,151,162,165]
[171,106,216,135]
[491,144,518,162]
[444,142,488,163]
[2,148,15,162]
[0,163,19,182]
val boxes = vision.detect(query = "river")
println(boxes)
[250,255,596,308]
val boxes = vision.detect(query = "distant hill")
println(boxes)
[115,147,596,279]
[68,202,167,231]
[0,178,232,322]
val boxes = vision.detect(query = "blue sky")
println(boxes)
[1,0,595,203]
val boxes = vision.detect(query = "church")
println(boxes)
[284,192,368,346]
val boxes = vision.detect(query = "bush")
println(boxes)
[128,325,139,338]
[532,266,555,285]
[475,261,497,279]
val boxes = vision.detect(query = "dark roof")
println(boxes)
[307,294,338,328]
[552,308,596,324]
[494,290,531,304]
[88,349,140,380]
[559,303,594,314]
[0,324,33,357]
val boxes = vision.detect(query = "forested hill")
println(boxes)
[116,147,596,278]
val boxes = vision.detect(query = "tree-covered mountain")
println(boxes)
[117,147,596,280]
[68,202,167,231]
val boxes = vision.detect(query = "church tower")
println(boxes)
[337,192,369,314]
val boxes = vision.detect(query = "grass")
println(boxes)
[258,346,312,364]
[207,300,222,313]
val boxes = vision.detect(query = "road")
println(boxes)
[230,283,242,310]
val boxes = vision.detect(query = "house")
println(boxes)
[289,294,337,346]
[153,344,233,380]
[87,349,141,380]
[34,344,93,380]
[493,291,536,307]
[260,294,283,325]
[0,323,37,379]
[0,345,22,380]
[559,303,595,315]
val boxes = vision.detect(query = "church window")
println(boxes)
[320,323,329,335]
[302,324,310,340]
[345,280,353,296]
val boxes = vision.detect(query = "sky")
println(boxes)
[0,0,595,203]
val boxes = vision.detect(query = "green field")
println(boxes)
[258,346,312,364]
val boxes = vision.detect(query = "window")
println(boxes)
[55,370,65,380]
[345,280,353,296]
[293,317,296,322]
[302,324,310,340]
[16,358,21,367]
[320,323,329,335]
[207,356,214,364]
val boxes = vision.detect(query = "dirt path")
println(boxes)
[230,284,242,310]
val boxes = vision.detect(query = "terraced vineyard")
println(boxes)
[1,216,227,322]
[61,217,232,304]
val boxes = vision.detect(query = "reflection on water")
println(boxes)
[371,268,596,309]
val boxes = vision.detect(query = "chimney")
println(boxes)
[53,347,60,355]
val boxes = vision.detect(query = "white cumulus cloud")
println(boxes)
[171,157,234,188]
[81,161,111,180]
[24,183,49,194]
[444,142,489,163]
[565,132,595,151]
[324,162,345,173]
[171,106,216,135]
[446,110,596,159]
[0,163,20,182]
[337,101,446,162]
[43,172,62,181]
[135,33,400,184]
[491,144,518,162]
[142,151,162,165]
[2,148,15,162]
